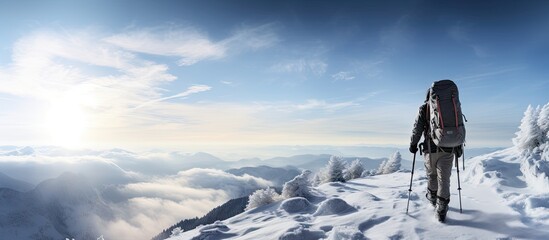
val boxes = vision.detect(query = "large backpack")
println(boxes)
[427,80,466,148]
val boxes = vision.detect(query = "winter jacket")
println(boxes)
[410,103,461,155]
[411,103,436,153]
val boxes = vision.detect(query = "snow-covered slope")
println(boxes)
[169,149,549,239]
[465,146,549,226]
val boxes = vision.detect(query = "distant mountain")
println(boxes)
[152,196,249,240]
[255,154,387,172]
[0,172,34,192]
[226,166,301,187]
[0,172,111,240]
[262,154,334,168]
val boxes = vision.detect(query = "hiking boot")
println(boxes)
[425,188,437,207]
[436,197,450,222]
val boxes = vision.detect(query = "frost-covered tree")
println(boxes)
[346,159,364,180]
[376,159,387,175]
[312,172,322,187]
[537,103,549,144]
[282,170,312,199]
[513,105,542,153]
[362,169,376,177]
[245,187,282,210]
[517,103,549,193]
[326,156,347,183]
[378,151,402,174]
[170,227,183,237]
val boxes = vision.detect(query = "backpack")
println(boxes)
[427,80,466,148]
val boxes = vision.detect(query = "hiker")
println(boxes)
[409,80,465,222]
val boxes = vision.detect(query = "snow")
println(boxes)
[169,147,549,240]
[279,197,315,214]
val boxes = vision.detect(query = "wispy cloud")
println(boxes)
[331,71,355,81]
[221,23,280,52]
[105,24,278,66]
[104,27,225,66]
[270,59,327,76]
[448,23,488,58]
[455,67,526,82]
[0,25,280,145]
[134,85,211,109]
[378,15,412,57]
[294,99,358,111]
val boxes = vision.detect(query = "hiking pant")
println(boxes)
[424,151,454,199]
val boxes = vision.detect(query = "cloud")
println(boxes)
[294,99,358,111]
[331,71,355,81]
[0,29,177,109]
[378,15,412,56]
[99,168,271,239]
[104,27,226,66]
[105,24,278,66]
[0,147,273,240]
[134,85,212,109]
[455,67,526,82]
[221,23,280,52]
[448,23,488,58]
[270,59,327,76]
[0,25,283,148]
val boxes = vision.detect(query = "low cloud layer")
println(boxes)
[0,147,272,239]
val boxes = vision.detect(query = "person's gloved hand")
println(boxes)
[409,144,418,154]
[455,146,463,158]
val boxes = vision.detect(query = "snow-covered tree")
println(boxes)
[517,103,549,193]
[376,159,387,175]
[245,187,282,210]
[513,105,542,153]
[326,156,347,183]
[361,169,376,177]
[282,170,313,199]
[378,151,402,174]
[537,103,549,144]
[346,159,364,180]
[170,227,183,237]
[312,172,322,187]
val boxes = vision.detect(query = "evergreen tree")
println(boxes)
[383,151,402,174]
[513,105,542,153]
[537,103,549,144]
[246,188,282,210]
[378,151,401,174]
[326,156,347,183]
[377,159,388,175]
[282,170,312,199]
[347,159,364,180]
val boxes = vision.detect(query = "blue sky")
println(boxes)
[0,0,548,150]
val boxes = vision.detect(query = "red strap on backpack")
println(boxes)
[436,96,444,129]
[452,94,459,129]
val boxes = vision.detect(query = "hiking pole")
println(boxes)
[406,152,417,214]
[455,155,463,213]
[462,144,465,171]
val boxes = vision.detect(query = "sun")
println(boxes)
[45,98,89,148]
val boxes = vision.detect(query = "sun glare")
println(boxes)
[46,98,89,148]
